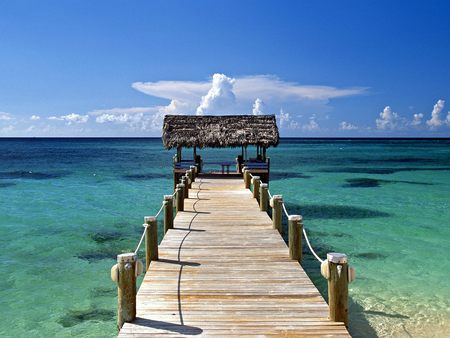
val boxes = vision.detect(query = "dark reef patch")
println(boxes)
[90,287,116,298]
[271,172,313,180]
[58,308,115,327]
[354,252,388,259]
[0,170,69,180]
[285,203,391,220]
[342,178,433,188]
[89,230,124,243]
[318,167,450,175]
[122,173,170,180]
[0,182,16,188]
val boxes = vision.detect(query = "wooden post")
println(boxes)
[144,216,158,269]
[327,253,349,327]
[252,176,260,201]
[176,146,182,162]
[176,183,184,212]
[260,183,268,212]
[270,195,283,234]
[244,169,250,189]
[163,195,173,234]
[181,176,188,199]
[189,165,196,181]
[288,215,303,261]
[262,146,267,161]
[187,169,194,186]
[116,252,137,329]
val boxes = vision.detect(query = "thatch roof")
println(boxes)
[162,115,279,149]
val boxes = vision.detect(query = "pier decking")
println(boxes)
[118,176,350,337]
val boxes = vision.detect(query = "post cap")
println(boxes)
[260,183,268,188]
[327,252,348,264]
[288,215,302,221]
[252,176,260,180]
[117,252,136,263]
[144,216,156,223]
[164,195,173,200]
[273,194,283,200]
[178,183,185,188]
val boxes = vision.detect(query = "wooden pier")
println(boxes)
[117,176,351,337]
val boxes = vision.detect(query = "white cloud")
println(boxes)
[196,73,236,115]
[252,98,265,115]
[303,115,320,131]
[90,107,157,116]
[0,125,14,133]
[411,113,423,126]
[30,115,40,121]
[277,109,300,129]
[426,99,446,128]
[0,112,13,121]
[132,80,209,102]
[48,113,89,125]
[376,106,400,130]
[339,121,358,130]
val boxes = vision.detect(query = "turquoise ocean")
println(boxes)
[0,138,449,337]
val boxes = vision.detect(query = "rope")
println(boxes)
[303,228,324,263]
[267,190,273,200]
[154,202,164,219]
[134,225,147,255]
[171,190,177,198]
[282,202,289,218]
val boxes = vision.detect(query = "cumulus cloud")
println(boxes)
[0,125,14,133]
[48,113,89,125]
[252,98,265,115]
[411,113,423,126]
[277,109,300,129]
[196,73,236,115]
[30,115,40,121]
[426,99,446,128]
[0,112,13,121]
[376,106,400,130]
[303,115,320,131]
[339,121,358,130]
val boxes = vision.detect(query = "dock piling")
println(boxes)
[144,216,158,268]
[270,195,283,234]
[288,215,303,261]
[163,195,173,233]
[243,168,250,189]
[252,176,260,201]
[260,183,268,212]
[181,176,189,198]
[325,253,349,327]
[176,183,184,212]
[116,253,137,329]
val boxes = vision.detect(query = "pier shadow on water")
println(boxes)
[58,308,115,327]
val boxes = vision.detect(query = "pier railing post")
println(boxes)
[325,253,349,327]
[176,183,184,212]
[186,170,193,188]
[181,176,189,199]
[116,252,137,329]
[260,183,268,212]
[270,195,283,234]
[252,176,260,201]
[189,166,196,181]
[144,216,158,269]
[288,215,303,261]
[243,168,250,189]
[163,195,173,234]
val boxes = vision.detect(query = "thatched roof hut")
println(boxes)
[162,115,279,149]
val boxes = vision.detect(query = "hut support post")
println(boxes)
[270,195,283,234]
[262,147,267,161]
[326,253,349,327]
[116,253,137,329]
[144,216,158,269]
[288,215,303,261]
[193,146,197,161]
[252,176,260,201]
[176,183,184,212]
[260,183,268,212]
[176,147,182,162]
[163,195,173,234]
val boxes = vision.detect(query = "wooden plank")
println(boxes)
[118,176,350,337]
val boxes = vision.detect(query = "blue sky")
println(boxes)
[1,0,450,137]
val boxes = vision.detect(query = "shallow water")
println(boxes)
[0,138,448,337]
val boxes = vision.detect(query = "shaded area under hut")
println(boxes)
[162,115,279,187]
